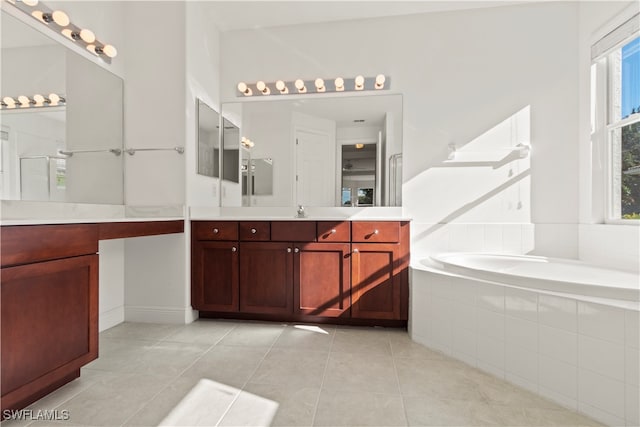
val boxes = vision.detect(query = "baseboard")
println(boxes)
[124,305,193,324]
[99,306,124,332]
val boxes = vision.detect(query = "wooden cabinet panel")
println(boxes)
[239,222,270,241]
[271,221,316,242]
[192,221,238,241]
[352,221,400,243]
[1,255,98,411]
[1,224,98,267]
[239,242,293,314]
[317,221,350,242]
[294,242,350,317]
[351,243,401,320]
[99,220,184,240]
[191,241,239,312]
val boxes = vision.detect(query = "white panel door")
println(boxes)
[296,130,334,207]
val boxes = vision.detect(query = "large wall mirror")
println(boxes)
[221,94,402,208]
[197,99,219,178]
[1,10,124,204]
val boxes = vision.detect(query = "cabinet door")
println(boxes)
[351,243,401,320]
[192,241,239,312]
[1,255,98,411]
[239,242,293,315]
[294,242,351,317]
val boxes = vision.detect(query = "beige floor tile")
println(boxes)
[249,348,328,388]
[476,376,559,409]
[160,319,238,345]
[313,390,407,426]
[100,322,181,341]
[403,396,505,426]
[388,332,447,360]
[323,352,400,394]
[217,322,285,347]
[85,338,156,372]
[331,327,392,355]
[521,407,605,426]
[272,324,336,351]
[180,345,269,388]
[123,341,211,377]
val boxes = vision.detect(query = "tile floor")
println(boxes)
[2,320,602,427]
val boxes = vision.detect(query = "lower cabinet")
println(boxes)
[1,254,99,412]
[192,241,239,312]
[350,243,401,320]
[239,242,293,315]
[295,242,351,317]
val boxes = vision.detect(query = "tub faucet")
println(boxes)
[296,205,306,218]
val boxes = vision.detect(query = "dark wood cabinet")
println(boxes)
[239,242,293,315]
[191,241,239,312]
[294,242,351,317]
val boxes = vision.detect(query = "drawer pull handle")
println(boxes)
[213,228,219,234]
[231,246,237,252]
[251,228,257,234]
[373,229,379,234]
[294,247,300,253]
[353,249,359,253]
[287,247,292,253]
[331,229,337,234]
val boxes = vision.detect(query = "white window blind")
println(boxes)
[591,13,640,60]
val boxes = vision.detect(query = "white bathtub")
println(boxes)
[426,252,639,302]
[409,252,640,426]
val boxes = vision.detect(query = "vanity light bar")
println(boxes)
[236,75,389,97]
[1,93,66,109]
[6,0,117,64]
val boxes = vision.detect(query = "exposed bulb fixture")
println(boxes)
[315,78,325,92]
[80,28,95,43]
[295,79,307,93]
[48,93,61,105]
[241,136,255,148]
[275,80,288,94]
[354,75,365,90]
[256,81,270,95]
[33,94,45,106]
[375,74,386,89]
[237,82,252,96]
[2,97,16,108]
[18,95,31,107]
[9,0,117,64]
[355,143,365,149]
[334,77,344,91]
[51,10,69,26]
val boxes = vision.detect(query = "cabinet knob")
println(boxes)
[353,248,359,253]
[331,229,337,234]
[287,247,292,253]
[231,246,237,252]
[213,228,219,234]
[294,247,300,253]
[251,228,257,234]
[373,229,379,234]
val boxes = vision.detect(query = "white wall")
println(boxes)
[220,2,581,258]
[577,1,640,273]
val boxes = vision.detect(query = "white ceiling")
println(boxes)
[203,1,532,32]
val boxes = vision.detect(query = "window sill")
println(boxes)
[604,219,640,225]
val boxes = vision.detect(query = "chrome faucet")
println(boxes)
[296,205,306,218]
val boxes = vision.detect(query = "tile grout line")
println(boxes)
[388,329,410,427]
[309,325,338,427]
[119,322,239,427]
[214,323,287,427]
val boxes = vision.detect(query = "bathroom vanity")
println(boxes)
[0,219,184,414]
[191,219,410,326]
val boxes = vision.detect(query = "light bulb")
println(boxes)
[237,82,248,93]
[102,44,117,58]
[275,80,288,94]
[315,78,325,92]
[86,44,97,55]
[355,143,365,149]
[31,10,46,23]
[256,81,270,95]
[295,79,306,93]
[22,0,39,6]
[49,93,60,105]
[375,74,386,89]
[334,77,344,91]
[80,29,96,43]
[52,10,69,26]
[33,94,45,106]
[355,75,365,90]
[61,28,74,40]
[3,97,16,107]
[18,96,30,107]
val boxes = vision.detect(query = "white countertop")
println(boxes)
[189,206,410,221]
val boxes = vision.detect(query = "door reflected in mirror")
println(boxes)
[197,99,220,178]
[341,143,378,206]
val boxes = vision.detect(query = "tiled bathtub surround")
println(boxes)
[2,320,601,427]
[410,267,640,426]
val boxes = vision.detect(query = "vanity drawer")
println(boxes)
[239,221,270,241]
[351,221,400,243]
[271,221,316,242]
[192,221,238,241]
[317,221,350,242]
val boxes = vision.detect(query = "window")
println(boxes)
[593,13,640,221]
